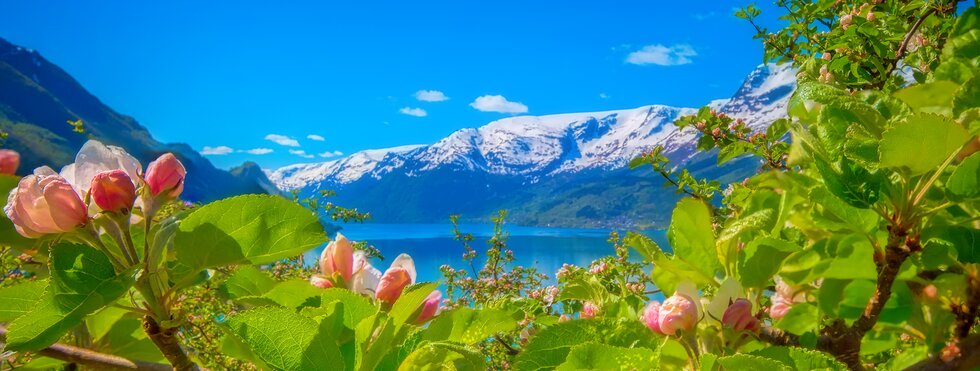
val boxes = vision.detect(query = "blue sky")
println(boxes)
[0,1,782,169]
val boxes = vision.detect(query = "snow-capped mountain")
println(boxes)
[269,63,796,228]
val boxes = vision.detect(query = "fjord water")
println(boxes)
[305,223,668,283]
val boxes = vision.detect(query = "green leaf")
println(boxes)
[5,244,134,351]
[813,156,884,209]
[892,81,960,114]
[749,347,847,370]
[318,288,377,329]
[948,152,980,200]
[555,342,658,371]
[174,194,327,272]
[222,306,344,371]
[774,303,819,335]
[809,187,880,233]
[219,265,277,299]
[398,342,485,371]
[954,76,980,116]
[667,198,719,286]
[390,282,440,327]
[716,354,792,371]
[514,320,600,371]
[422,307,518,344]
[739,238,799,288]
[943,28,980,61]
[879,113,970,175]
[558,275,608,303]
[0,279,47,322]
[242,279,324,309]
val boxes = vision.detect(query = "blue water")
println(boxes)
[304,223,667,284]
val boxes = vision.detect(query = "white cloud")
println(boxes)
[307,134,325,141]
[626,44,697,66]
[289,149,315,159]
[400,107,428,117]
[469,95,528,114]
[599,93,610,99]
[242,148,273,155]
[414,90,449,102]
[318,150,344,158]
[202,145,234,155]
[265,134,300,147]
[692,12,716,21]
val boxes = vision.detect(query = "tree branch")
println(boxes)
[142,316,201,371]
[0,325,172,370]
[758,326,800,346]
[895,7,937,61]
[905,334,980,371]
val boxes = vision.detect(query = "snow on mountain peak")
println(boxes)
[271,63,797,191]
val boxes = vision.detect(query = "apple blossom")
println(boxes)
[0,149,19,175]
[90,170,137,213]
[4,167,88,238]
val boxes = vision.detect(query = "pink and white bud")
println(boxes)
[90,170,137,213]
[581,302,600,319]
[659,294,698,335]
[0,149,19,175]
[375,253,416,304]
[3,167,87,238]
[722,299,759,332]
[144,153,185,198]
[320,233,355,283]
[309,275,334,289]
[376,268,412,304]
[413,290,442,324]
[641,301,664,335]
[770,278,806,320]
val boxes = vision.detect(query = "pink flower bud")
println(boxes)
[320,233,354,283]
[3,168,87,238]
[840,14,853,29]
[821,53,832,61]
[641,301,664,335]
[559,314,571,322]
[770,278,805,320]
[865,12,876,22]
[309,275,334,289]
[0,149,19,175]
[722,299,759,332]
[376,267,413,304]
[413,290,442,324]
[144,153,185,198]
[90,170,137,213]
[581,302,600,319]
[659,294,698,335]
[711,128,722,137]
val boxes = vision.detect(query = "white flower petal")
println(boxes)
[70,140,142,196]
[388,253,416,284]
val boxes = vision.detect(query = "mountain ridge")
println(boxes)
[269,63,796,228]
[0,37,273,202]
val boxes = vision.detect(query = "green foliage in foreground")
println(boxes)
[0,1,978,370]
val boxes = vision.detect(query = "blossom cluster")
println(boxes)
[309,233,442,324]
[3,140,185,241]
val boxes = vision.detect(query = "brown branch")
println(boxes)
[758,326,800,346]
[494,335,520,356]
[895,7,937,61]
[0,325,171,370]
[905,334,980,371]
[142,316,201,371]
